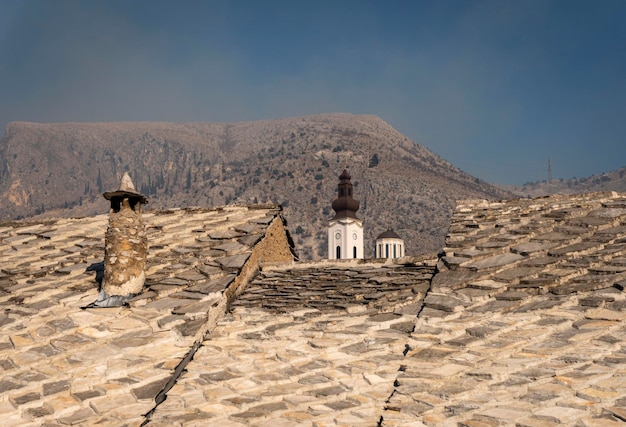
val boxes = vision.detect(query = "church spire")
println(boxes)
[328,167,364,260]
[331,168,360,220]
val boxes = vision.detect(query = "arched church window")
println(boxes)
[336,246,341,259]
[340,188,344,197]
[385,244,389,258]
[353,246,357,258]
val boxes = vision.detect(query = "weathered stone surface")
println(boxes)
[57,407,96,425]
[102,205,148,298]
[464,252,525,270]
[25,403,55,419]
[217,253,250,269]
[187,274,236,294]
[511,241,559,255]
[213,240,247,254]
[208,228,245,239]
[11,391,41,405]
[378,192,626,425]
[72,388,105,402]
[424,293,470,312]
[432,269,482,289]
[0,205,293,426]
[132,377,170,400]
[43,380,71,396]
[2,193,626,427]
[145,258,434,425]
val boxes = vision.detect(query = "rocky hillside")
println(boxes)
[0,113,511,259]
[507,166,626,198]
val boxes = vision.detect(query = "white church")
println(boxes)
[327,168,404,260]
[327,169,364,260]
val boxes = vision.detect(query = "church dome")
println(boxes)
[376,229,402,240]
[331,197,360,217]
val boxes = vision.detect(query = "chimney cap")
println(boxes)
[103,172,148,204]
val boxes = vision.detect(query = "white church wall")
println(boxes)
[328,219,363,260]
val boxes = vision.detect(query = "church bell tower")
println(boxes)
[328,168,364,260]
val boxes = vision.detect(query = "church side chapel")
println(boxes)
[375,228,405,259]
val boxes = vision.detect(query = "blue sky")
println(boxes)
[1,0,625,185]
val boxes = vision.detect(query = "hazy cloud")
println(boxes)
[1,0,625,184]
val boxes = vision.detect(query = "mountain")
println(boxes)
[506,166,626,198]
[0,113,512,259]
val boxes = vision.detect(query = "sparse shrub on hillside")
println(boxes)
[0,115,513,259]
[316,240,326,257]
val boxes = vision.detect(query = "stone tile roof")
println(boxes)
[0,205,295,426]
[2,192,626,426]
[387,192,626,426]
[146,259,436,426]
[147,192,626,426]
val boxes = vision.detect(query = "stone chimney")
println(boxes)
[90,172,148,307]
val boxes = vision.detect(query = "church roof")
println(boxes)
[331,168,360,221]
[376,228,403,240]
[1,191,626,425]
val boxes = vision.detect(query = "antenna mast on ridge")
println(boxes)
[547,157,552,182]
